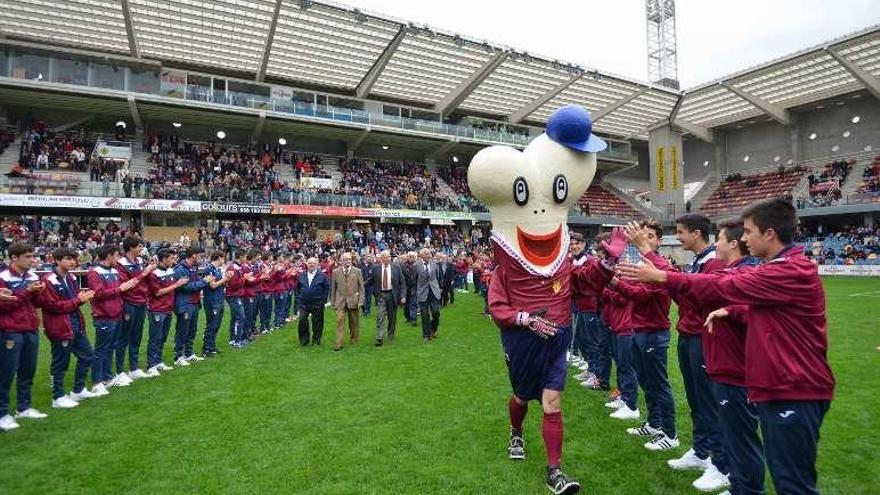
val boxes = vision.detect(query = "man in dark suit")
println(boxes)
[296,257,329,346]
[402,251,419,325]
[358,253,375,318]
[416,248,442,342]
[373,250,406,346]
[438,253,456,306]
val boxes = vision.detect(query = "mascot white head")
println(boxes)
[468,105,606,276]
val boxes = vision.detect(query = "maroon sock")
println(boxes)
[542,411,563,468]
[508,396,528,433]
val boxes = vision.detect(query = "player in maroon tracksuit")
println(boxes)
[601,281,638,419]
[620,198,835,495]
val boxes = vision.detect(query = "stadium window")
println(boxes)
[52,57,88,86]
[383,104,401,118]
[11,52,49,80]
[808,133,817,140]
[328,96,364,111]
[129,68,160,95]
[851,116,861,124]
[90,63,124,90]
[0,49,8,77]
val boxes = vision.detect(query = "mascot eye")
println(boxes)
[513,177,529,206]
[553,174,568,203]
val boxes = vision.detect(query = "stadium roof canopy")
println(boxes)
[0,0,679,139]
[0,1,877,141]
[675,25,880,139]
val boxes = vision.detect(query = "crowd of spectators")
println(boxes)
[338,158,458,211]
[857,160,880,194]
[18,123,92,172]
[797,224,880,265]
[437,165,486,212]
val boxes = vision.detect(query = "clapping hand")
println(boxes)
[77,289,95,303]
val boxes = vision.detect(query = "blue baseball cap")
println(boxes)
[545,105,607,153]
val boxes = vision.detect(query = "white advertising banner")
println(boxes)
[818,265,880,276]
[300,177,334,189]
[0,194,202,212]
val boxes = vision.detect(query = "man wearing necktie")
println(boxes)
[416,248,442,342]
[373,250,406,346]
[330,252,364,351]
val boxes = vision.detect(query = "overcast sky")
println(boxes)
[345,0,880,88]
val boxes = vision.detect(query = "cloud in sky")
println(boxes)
[345,0,880,88]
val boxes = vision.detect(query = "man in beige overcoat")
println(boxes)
[330,252,365,351]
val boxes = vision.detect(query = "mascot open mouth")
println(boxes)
[516,224,563,266]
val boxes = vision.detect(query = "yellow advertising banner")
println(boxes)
[656,146,666,191]
[671,145,680,190]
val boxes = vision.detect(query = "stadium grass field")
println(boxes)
[0,276,877,494]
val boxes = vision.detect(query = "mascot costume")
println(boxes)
[468,105,628,494]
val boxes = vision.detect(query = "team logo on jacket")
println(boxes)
[551,279,562,294]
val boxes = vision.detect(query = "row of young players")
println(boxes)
[556,208,833,495]
[0,239,308,432]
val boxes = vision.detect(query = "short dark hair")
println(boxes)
[676,213,711,242]
[234,250,247,260]
[182,247,201,259]
[741,198,796,244]
[640,219,663,238]
[95,244,118,261]
[261,252,271,261]
[122,235,143,252]
[9,243,34,258]
[157,248,174,262]
[717,219,749,256]
[209,251,225,262]
[53,247,78,261]
[246,249,260,261]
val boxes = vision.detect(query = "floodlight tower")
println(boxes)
[646,0,679,90]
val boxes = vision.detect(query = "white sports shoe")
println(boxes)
[186,354,205,362]
[692,464,730,492]
[576,361,589,371]
[174,357,191,367]
[627,422,661,436]
[668,448,711,471]
[52,396,79,409]
[574,370,592,381]
[580,375,601,388]
[110,374,131,387]
[0,414,20,431]
[91,383,110,396]
[69,388,99,401]
[717,492,730,495]
[120,372,134,385]
[609,406,640,420]
[15,408,48,419]
[604,399,625,410]
[644,432,680,451]
[129,369,149,380]
[145,366,161,378]
[157,362,174,371]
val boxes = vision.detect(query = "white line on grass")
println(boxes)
[848,290,880,297]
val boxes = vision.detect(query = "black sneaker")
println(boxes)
[546,467,580,495]
[508,431,525,460]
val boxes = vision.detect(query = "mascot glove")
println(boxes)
[601,226,628,262]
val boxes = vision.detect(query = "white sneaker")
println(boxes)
[69,388,99,401]
[0,414,20,431]
[52,396,79,409]
[145,366,161,378]
[14,408,48,419]
[580,375,600,388]
[157,362,174,371]
[609,406,640,420]
[110,374,130,387]
[574,370,591,381]
[644,432,680,451]
[186,354,205,362]
[91,383,110,396]
[668,448,711,471]
[129,369,149,380]
[627,422,661,436]
[692,464,730,492]
[717,492,730,495]
[174,357,191,367]
[604,399,625,410]
[120,372,134,385]
[576,361,589,371]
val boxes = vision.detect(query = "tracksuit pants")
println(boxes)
[118,302,146,373]
[757,400,829,495]
[274,293,286,328]
[146,311,172,368]
[612,333,638,410]
[243,297,256,335]
[632,329,676,438]
[174,307,198,359]
[0,331,38,416]
[49,329,93,399]
[679,334,728,473]
[257,293,272,332]
[203,302,224,353]
[226,297,246,343]
[93,319,120,382]
[714,382,765,495]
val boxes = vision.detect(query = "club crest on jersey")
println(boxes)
[551,279,562,294]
